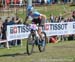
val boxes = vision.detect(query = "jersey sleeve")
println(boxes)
[33,11,40,17]
[27,11,41,19]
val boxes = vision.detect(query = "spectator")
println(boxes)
[2,18,8,39]
[0,18,3,40]
[8,17,16,46]
[64,18,68,22]
[0,18,3,47]
[3,17,15,47]
[50,14,55,22]
[7,17,15,25]
[14,17,22,24]
[67,17,73,22]
[14,17,22,45]
[2,17,15,39]
[55,16,59,22]
[58,14,64,22]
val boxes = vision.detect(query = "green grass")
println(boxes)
[0,41,75,62]
[17,4,75,20]
[0,4,75,21]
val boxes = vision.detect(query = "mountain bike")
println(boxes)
[26,25,46,55]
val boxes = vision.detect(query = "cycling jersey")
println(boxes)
[26,6,45,25]
[28,11,41,19]
[30,24,38,31]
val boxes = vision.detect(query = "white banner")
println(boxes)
[7,22,75,41]
[7,24,31,41]
[44,22,75,36]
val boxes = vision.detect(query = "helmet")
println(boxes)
[27,6,34,12]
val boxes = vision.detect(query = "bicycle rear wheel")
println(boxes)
[38,32,46,52]
[26,34,35,55]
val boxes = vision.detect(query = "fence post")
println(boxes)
[6,41,9,49]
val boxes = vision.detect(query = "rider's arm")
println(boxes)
[24,16,28,24]
[40,14,47,21]
[33,12,46,20]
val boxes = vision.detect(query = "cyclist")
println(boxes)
[24,6,47,44]
[24,6,47,26]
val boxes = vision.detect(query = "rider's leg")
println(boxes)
[37,27,43,40]
[32,18,44,42]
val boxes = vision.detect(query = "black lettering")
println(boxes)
[73,23,75,29]
[10,27,13,34]
[18,26,21,33]
[50,23,67,30]
[21,26,26,32]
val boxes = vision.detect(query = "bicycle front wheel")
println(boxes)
[26,34,35,55]
[38,32,46,52]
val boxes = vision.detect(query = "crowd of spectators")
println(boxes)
[0,16,22,48]
[50,13,75,23]
[49,11,75,43]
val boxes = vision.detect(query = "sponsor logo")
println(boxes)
[44,24,50,30]
[10,25,31,34]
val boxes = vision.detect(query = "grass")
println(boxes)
[16,4,75,23]
[0,41,75,62]
[1,4,75,20]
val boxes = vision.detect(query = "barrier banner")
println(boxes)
[7,22,75,41]
[7,24,31,41]
[44,22,75,36]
